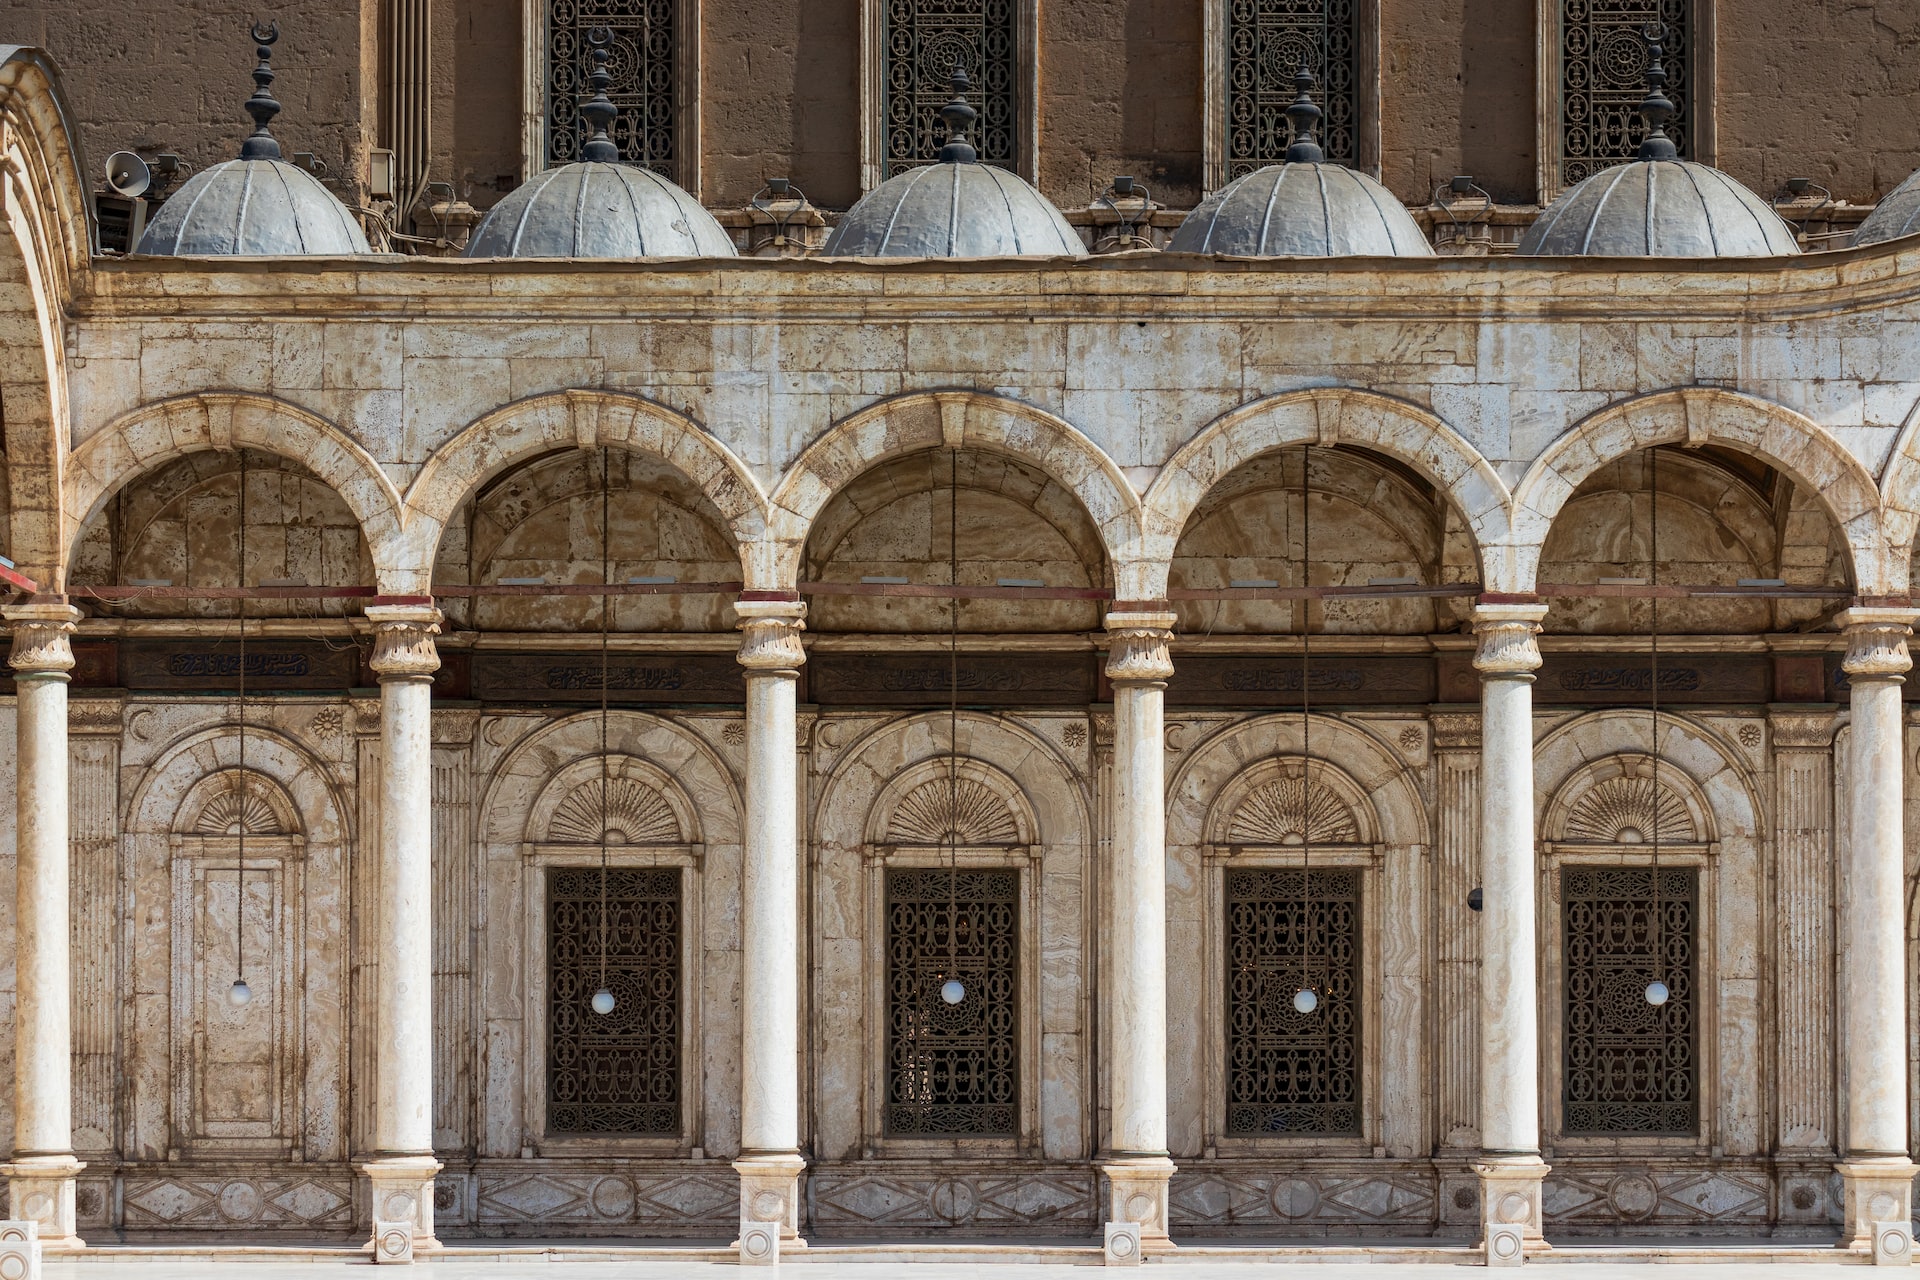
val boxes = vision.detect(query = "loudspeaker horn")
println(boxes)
[105,151,151,199]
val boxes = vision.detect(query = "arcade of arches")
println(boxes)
[3,63,1920,1261]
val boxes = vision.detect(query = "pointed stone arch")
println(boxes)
[1140,388,1514,596]
[765,390,1143,595]
[1511,387,1890,595]
[1872,388,1920,585]
[399,390,769,596]
[63,393,406,591]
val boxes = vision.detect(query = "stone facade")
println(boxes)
[0,39,1919,1256]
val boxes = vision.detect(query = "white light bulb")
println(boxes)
[591,988,617,1015]
[1645,980,1670,1006]
[228,979,252,1007]
[940,979,966,1005]
[1293,988,1319,1014]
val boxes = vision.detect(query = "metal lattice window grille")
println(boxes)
[883,0,1018,176]
[1558,0,1690,188]
[1225,0,1358,178]
[547,866,681,1134]
[1224,866,1361,1136]
[885,867,1019,1136]
[547,0,676,172]
[1561,865,1697,1136]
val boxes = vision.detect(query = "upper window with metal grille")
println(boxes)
[1224,0,1359,177]
[1557,0,1692,189]
[547,3,677,173]
[883,0,1018,176]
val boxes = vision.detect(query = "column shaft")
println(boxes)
[732,598,807,1243]
[360,604,444,1258]
[1833,607,1920,1249]
[1470,602,1549,1250]
[2,602,84,1248]
[1100,610,1177,1246]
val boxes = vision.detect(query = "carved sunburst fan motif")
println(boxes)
[549,776,681,845]
[888,777,1020,845]
[194,786,285,836]
[1562,774,1694,844]
[1227,776,1359,845]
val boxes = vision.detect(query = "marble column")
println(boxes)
[733,597,807,1244]
[1833,607,1920,1248]
[0,602,83,1249]
[1471,601,1550,1249]
[359,604,444,1257]
[1101,609,1177,1247]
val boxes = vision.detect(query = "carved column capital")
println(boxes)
[1836,607,1920,683]
[1104,610,1176,685]
[1429,710,1482,752]
[1470,602,1547,680]
[1768,708,1838,751]
[364,604,442,681]
[3,601,80,676]
[735,597,807,673]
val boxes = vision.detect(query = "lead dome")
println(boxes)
[1170,66,1430,258]
[136,24,368,257]
[1518,25,1796,258]
[823,69,1085,259]
[466,29,733,259]
[1853,168,1920,247]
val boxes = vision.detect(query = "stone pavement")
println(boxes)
[36,1240,1875,1277]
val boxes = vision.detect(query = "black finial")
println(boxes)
[1635,22,1679,162]
[937,65,979,164]
[580,27,620,163]
[1285,62,1325,164]
[239,20,282,160]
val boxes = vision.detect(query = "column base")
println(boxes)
[1100,1156,1177,1250]
[359,1155,443,1261]
[1475,1155,1550,1255]
[1838,1157,1918,1253]
[733,1154,807,1248]
[1,1155,84,1250]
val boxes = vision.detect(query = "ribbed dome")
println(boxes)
[137,23,368,256]
[465,162,736,259]
[1169,163,1433,257]
[823,66,1083,259]
[1853,168,1920,248]
[1518,159,1799,257]
[823,161,1085,258]
[137,159,369,256]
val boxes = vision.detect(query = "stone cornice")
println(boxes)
[69,236,1920,327]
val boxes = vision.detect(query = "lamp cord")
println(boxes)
[948,447,960,978]
[1649,448,1663,987]
[600,447,612,998]
[235,451,248,989]
[1299,445,1313,996]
